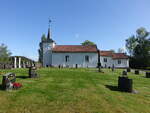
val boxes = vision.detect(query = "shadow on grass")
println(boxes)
[105,85,120,91]
[16,76,29,79]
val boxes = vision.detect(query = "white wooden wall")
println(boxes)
[52,53,98,68]
[100,56,129,68]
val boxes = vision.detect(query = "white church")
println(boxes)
[42,28,129,68]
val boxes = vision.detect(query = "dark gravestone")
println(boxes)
[118,76,133,92]
[2,73,16,90]
[146,72,150,78]
[111,64,115,72]
[29,67,38,78]
[135,70,139,75]
[127,68,131,72]
[58,65,61,69]
[122,71,127,77]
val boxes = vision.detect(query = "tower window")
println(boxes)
[85,56,89,62]
[65,55,69,62]
[104,58,107,62]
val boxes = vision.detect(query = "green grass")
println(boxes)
[0,68,150,113]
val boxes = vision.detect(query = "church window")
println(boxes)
[104,58,107,62]
[65,55,69,62]
[85,56,89,62]
[118,60,121,64]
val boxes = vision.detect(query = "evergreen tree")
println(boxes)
[38,34,47,64]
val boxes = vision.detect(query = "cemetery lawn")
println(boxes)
[0,68,150,113]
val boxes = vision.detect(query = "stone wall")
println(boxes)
[0,63,12,69]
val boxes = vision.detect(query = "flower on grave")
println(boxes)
[12,82,22,89]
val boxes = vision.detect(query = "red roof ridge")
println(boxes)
[55,45,97,46]
[99,50,128,59]
[52,45,97,53]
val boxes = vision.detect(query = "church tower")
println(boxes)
[42,20,56,67]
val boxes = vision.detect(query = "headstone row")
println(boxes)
[1,66,38,91]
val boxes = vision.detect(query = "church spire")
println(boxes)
[47,28,50,39]
[46,19,55,43]
[47,19,51,40]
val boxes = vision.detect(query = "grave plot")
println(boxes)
[29,66,38,78]
[118,71,133,93]
[2,73,22,90]
[146,72,150,78]
[135,70,139,75]
[126,68,131,72]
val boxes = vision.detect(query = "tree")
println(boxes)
[126,27,150,68]
[125,35,137,56]
[38,34,46,64]
[109,49,115,53]
[81,40,96,46]
[0,43,12,63]
[41,34,47,42]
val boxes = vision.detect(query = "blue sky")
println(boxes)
[0,0,150,61]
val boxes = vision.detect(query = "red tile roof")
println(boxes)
[100,51,113,57]
[99,51,128,59]
[52,45,98,53]
[112,53,128,59]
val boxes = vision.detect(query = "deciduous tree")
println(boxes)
[0,43,12,63]
[81,40,96,46]
[126,27,150,68]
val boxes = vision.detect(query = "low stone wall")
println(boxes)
[0,63,12,69]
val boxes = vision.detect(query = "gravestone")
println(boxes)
[146,72,150,78]
[118,76,133,92]
[135,70,139,75]
[118,72,133,92]
[122,71,127,77]
[111,65,115,72]
[58,65,61,69]
[29,66,38,78]
[127,68,131,72]
[2,73,16,90]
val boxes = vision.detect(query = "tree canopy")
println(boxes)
[81,40,96,46]
[0,43,12,63]
[38,34,47,64]
[126,27,150,68]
